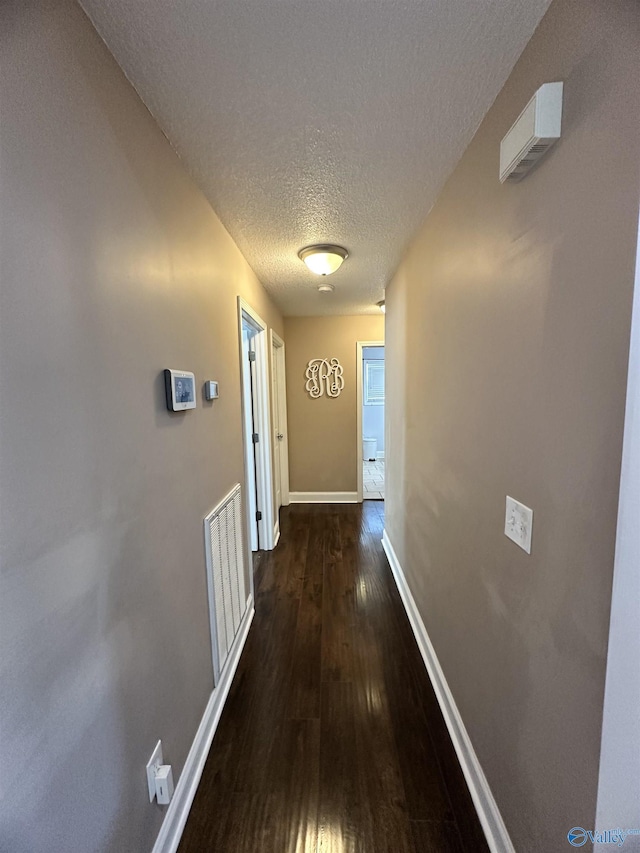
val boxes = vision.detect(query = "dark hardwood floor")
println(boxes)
[179,503,489,853]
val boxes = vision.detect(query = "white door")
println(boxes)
[241,322,260,551]
[238,299,277,553]
[272,347,282,512]
[271,331,289,512]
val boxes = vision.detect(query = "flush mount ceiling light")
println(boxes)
[298,244,348,276]
[377,299,386,313]
[317,282,335,293]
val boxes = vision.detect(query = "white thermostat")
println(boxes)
[205,381,219,401]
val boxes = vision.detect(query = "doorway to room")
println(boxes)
[238,299,276,556]
[357,342,385,501]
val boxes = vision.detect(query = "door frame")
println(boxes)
[356,340,385,502]
[595,202,640,829]
[238,298,276,553]
[240,320,259,553]
[270,329,290,514]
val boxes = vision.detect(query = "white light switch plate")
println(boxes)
[505,496,533,554]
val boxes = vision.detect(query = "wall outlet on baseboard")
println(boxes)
[154,764,174,805]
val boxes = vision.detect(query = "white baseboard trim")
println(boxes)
[289,491,359,504]
[376,451,385,460]
[152,597,255,853]
[381,532,515,853]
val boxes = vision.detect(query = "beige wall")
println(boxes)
[284,315,384,494]
[385,0,640,850]
[0,1,282,850]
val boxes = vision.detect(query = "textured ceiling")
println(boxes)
[80,0,552,316]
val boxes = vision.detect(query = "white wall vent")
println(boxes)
[204,483,248,684]
[499,82,563,183]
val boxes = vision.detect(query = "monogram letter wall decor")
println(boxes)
[305,358,345,398]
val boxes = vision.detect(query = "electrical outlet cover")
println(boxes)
[146,740,163,802]
[505,496,533,554]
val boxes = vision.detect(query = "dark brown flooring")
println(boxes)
[179,503,489,853]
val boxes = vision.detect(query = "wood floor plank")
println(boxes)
[324,511,343,565]
[231,579,301,791]
[410,819,466,852]
[287,513,324,719]
[321,558,355,683]
[321,507,371,684]
[318,681,373,853]
[350,616,414,852]
[284,507,310,600]
[206,793,276,852]
[270,719,320,853]
[321,510,356,683]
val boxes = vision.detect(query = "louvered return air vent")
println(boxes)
[500,82,563,183]
[204,484,248,684]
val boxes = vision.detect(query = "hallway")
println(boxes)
[179,503,488,852]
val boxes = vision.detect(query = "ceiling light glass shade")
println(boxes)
[298,244,348,276]
[377,300,386,313]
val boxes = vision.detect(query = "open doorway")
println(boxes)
[238,298,276,556]
[357,341,385,501]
